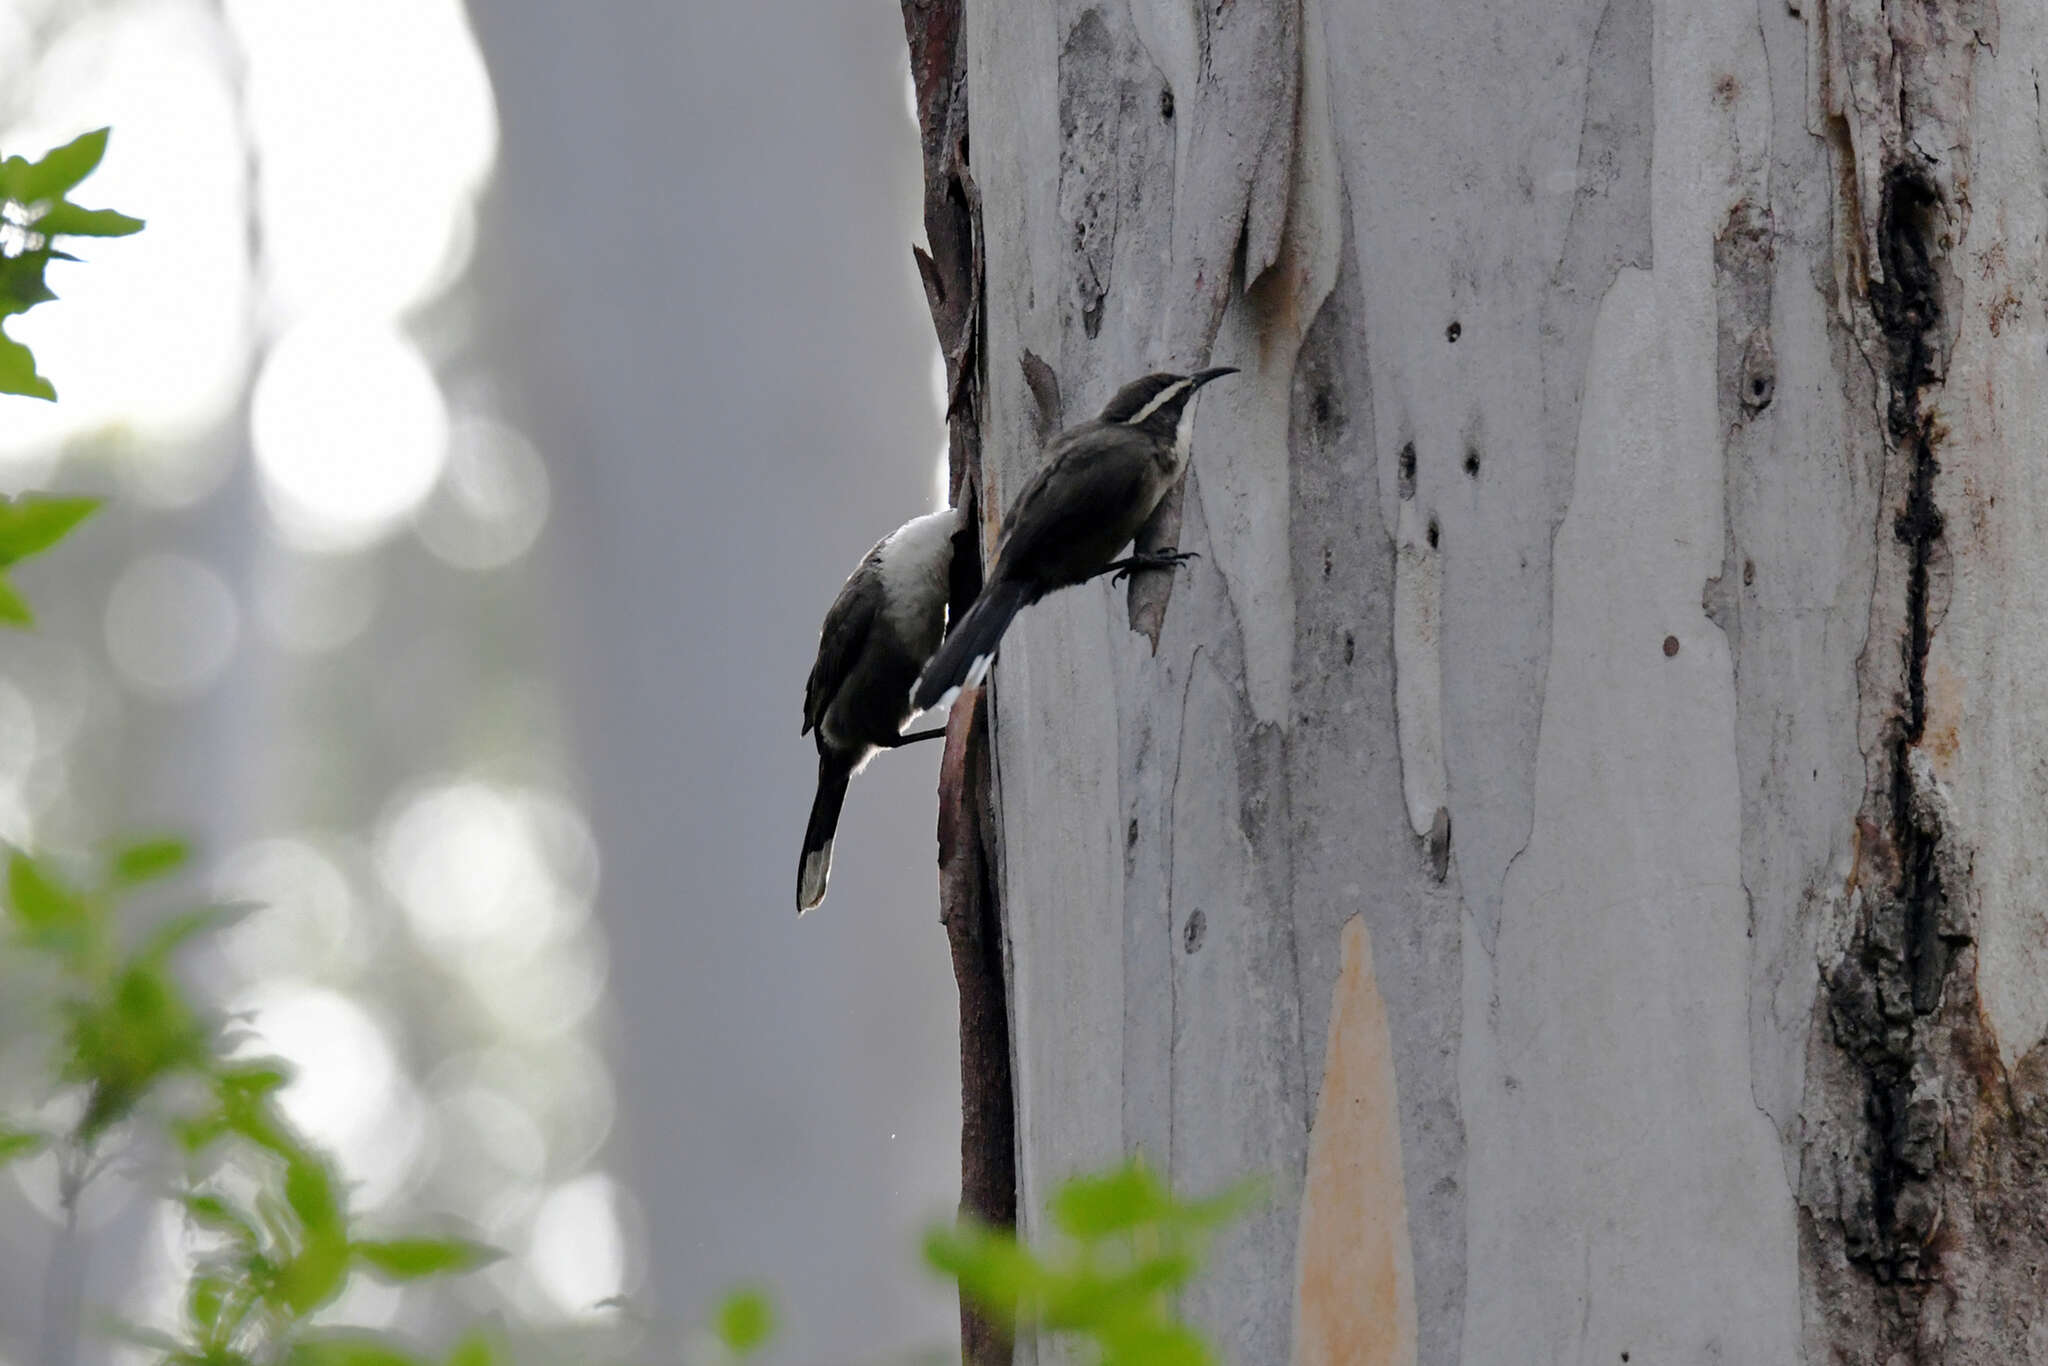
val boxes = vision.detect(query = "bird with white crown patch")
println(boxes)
[908,366,1236,720]
[797,505,958,912]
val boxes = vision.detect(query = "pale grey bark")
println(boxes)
[959,0,2048,1359]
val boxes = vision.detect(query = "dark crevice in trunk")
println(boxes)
[900,3,1015,1362]
[1805,151,2048,1358]
[1822,162,1956,1293]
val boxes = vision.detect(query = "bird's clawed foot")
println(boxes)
[1105,548,1201,586]
[884,726,949,749]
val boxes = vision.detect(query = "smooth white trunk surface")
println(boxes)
[935,0,2048,1357]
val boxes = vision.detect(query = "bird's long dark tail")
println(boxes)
[797,753,855,913]
[909,576,1033,718]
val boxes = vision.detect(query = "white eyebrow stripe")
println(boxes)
[1126,378,1191,425]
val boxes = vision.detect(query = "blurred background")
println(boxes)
[0,0,962,1360]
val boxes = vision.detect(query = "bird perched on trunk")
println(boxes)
[799,506,958,912]
[908,366,1235,719]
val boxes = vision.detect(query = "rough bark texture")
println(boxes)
[907,0,2048,1359]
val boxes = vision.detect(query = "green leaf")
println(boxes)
[1039,1250,1198,1329]
[219,1059,294,1098]
[923,1220,1041,1319]
[271,1150,353,1312]
[712,1286,776,1356]
[66,949,216,1139]
[172,1108,227,1153]
[0,1125,46,1164]
[351,1237,500,1282]
[214,1069,297,1156]
[1049,1160,1174,1238]
[0,254,58,314]
[284,1151,343,1242]
[0,494,100,566]
[0,329,53,399]
[1098,1320,1214,1366]
[185,1272,231,1340]
[8,850,84,934]
[443,1329,501,1366]
[7,128,111,202]
[182,1193,260,1245]
[34,202,144,238]
[112,837,191,885]
[273,1233,349,1317]
[0,575,31,627]
[284,1332,429,1366]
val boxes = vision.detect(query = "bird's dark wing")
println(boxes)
[803,565,879,736]
[993,423,1155,583]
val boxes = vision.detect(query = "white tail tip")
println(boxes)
[797,841,833,913]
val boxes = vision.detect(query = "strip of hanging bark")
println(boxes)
[901,4,1017,1363]
[902,0,975,396]
[937,687,1014,1362]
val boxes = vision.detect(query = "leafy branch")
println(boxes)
[0,126,144,400]
[0,127,137,627]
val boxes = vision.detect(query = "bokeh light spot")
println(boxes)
[251,319,449,552]
[223,0,497,319]
[103,554,239,700]
[255,550,380,656]
[377,780,584,963]
[439,1080,548,1181]
[415,416,551,571]
[211,837,365,978]
[526,1172,629,1319]
[231,981,424,1208]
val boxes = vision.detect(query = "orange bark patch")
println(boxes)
[1293,915,1418,1366]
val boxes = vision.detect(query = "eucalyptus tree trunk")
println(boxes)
[905,0,2048,1360]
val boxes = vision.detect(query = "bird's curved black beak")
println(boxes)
[1191,366,1239,388]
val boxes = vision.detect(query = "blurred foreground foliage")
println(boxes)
[0,839,1246,1365]
[1,842,501,1366]
[927,1162,1254,1366]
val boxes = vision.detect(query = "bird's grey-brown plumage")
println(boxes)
[799,507,955,911]
[909,368,1234,717]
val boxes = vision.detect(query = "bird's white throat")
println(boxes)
[876,507,956,641]
[1168,400,1198,473]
